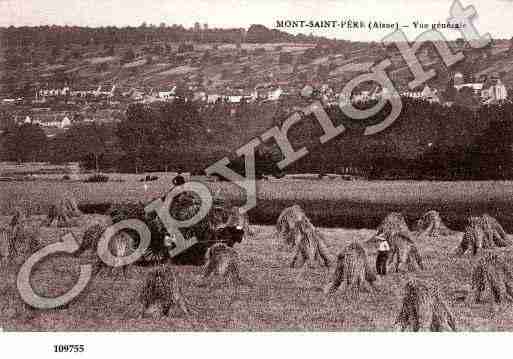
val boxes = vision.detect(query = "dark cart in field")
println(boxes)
[108,191,244,266]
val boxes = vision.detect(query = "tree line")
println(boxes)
[0,24,341,49]
[1,99,512,180]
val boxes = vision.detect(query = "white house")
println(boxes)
[130,89,145,101]
[207,94,222,104]
[401,85,440,103]
[95,84,117,98]
[158,86,177,99]
[421,85,440,103]
[454,72,464,86]
[39,87,70,97]
[454,83,484,94]
[482,78,508,104]
[227,95,243,103]
[244,90,258,103]
[267,87,283,101]
[61,116,71,128]
[193,91,207,102]
[70,87,97,97]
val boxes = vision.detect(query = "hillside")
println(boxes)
[2,25,512,100]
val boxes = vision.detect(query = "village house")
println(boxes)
[70,86,98,98]
[401,85,440,103]
[38,86,70,97]
[454,72,465,86]
[193,91,207,102]
[157,86,177,100]
[266,87,283,101]
[481,77,508,104]
[454,72,508,104]
[23,113,72,129]
[207,94,222,104]
[454,82,484,95]
[129,89,146,101]
[1,98,23,105]
[227,95,242,103]
[95,83,117,98]
[82,109,120,124]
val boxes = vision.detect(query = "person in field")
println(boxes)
[376,234,391,275]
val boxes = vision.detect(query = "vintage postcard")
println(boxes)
[1,0,513,354]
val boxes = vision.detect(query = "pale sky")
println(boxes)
[1,0,512,41]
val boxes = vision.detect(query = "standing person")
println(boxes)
[376,235,390,275]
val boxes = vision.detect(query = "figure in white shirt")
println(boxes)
[376,235,391,276]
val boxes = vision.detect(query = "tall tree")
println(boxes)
[64,122,111,172]
[117,100,205,173]
[117,103,160,173]
[1,123,47,162]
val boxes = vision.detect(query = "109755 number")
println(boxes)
[53,345,85,353]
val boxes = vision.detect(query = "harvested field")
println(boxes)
[1,215,513,331]
[1,180,513,231]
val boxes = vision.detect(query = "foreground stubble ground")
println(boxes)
[1,216,513,331]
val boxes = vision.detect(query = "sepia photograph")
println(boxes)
[1,0,513,356]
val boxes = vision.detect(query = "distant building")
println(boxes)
[2,98,22,104]
[39,87,70,97]
[482,78,508,104]
[454,72,464,86]
[227,95,242,103]
[454,73,508,104]
[301,85,313,98]
[454,83,484,94]
[130,89,145,101]
[207,94,222,104]
[158,86,177,99]
[95,84,117,98]
[401,85,440,103]
[246,90,258,103]
[70,87,98,98]
[267,87,283,101]
[29,112,74,129]
[193,91,207,102]
[61,116,71,128]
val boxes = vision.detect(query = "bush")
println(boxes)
[84,174,109,183]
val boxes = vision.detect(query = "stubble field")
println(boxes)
[1,215,513,331]
[1,179,513,230]
[1,179,513,331]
